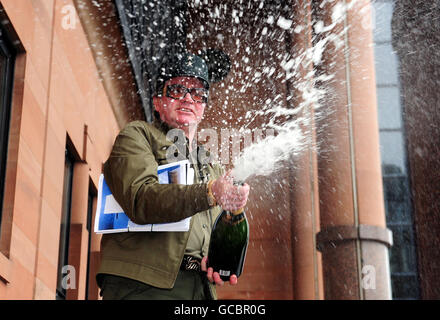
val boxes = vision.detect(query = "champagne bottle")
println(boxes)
[207,185,249,281]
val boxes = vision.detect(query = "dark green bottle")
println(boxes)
[207,207,249,281]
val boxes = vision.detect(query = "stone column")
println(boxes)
[314,0,392,299]
[288,0,323,300]
[67,162,89,300]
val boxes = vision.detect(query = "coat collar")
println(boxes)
[152,116,174,134]
[152,118,213,172]
[152,117,203,159]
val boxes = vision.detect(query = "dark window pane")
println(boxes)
[85,189,95,300]
[388,225,418,273]
[0,50,7,90]
[0,27,16,234]
[391,275,420,300]
[383,175,412,223]
[56,151,74,300]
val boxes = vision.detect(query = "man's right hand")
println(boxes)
[210,171,250,211]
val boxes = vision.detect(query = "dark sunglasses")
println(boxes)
[164,84,209,103]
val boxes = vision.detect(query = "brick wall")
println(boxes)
[0,0,134,299]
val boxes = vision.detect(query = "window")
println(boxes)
[85,181,96,300]
[0,24,16,233]
[373,0,420,299]
[56,149,75,300]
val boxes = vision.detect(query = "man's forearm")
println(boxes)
[131,182,211,224]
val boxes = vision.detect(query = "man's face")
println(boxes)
[154,76,208,129]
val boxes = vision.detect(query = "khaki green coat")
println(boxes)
[96,119,222,299]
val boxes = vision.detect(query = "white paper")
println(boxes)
[187,166,195,185]
[94,159,192,234]
[104,194,124,214]
[127,217,191,232]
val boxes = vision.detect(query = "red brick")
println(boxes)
[53,0,98,101]
[47,103,66,151]
[34,277,55,300]
[0,0,141,300]
[245,239,293,271]
[27,19,52,91]
[9,224,36,275]
[16,139,42,193]
[24,59,48,114]
[35,249,58,292]
[38,199,61,267]
[20,81,46,165]
[42,125,65,192]
[1,0,36,51]
[6,260,35,299]
[12,167,41,244]
[40,172,63,220]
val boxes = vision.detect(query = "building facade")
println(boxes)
[0,0,438,300]
[0,0,142,299]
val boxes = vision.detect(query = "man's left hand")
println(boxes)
[201,257,238,286]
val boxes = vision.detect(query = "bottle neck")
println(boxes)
[230,208,244,216]
[223,208,245,224]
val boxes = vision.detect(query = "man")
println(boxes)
[96,52,250,300]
